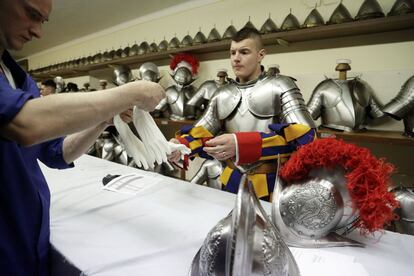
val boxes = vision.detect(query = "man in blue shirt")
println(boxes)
[0,0,165,275]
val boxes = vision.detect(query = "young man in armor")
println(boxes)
[169,27,316,201]
[0,0,165,275]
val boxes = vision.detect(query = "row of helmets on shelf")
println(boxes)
[30,0,413,75]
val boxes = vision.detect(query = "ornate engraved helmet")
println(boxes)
[272,138,398,247]
[280,11,300,31]
[388,0,414,16]
[169,53,199,86]
[260,15,279,34]
[138,62,161,83]
[328,1,353,24]
[190,174,300,276]
[355,0,385,20]
[302,7,325,28]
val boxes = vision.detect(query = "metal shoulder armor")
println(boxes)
[246,76,282,117]
[165,86,180,104]
[214,83,241,120]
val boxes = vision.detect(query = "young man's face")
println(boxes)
[230,38,265,83]
[0,0,52,51]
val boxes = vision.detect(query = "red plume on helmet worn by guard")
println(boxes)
[280,138,399,234]
[170,53,200,75]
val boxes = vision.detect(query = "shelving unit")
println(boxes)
[317,127,413,146]
[30,13,414,80]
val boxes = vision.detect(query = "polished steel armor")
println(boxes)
[393,187,414,235]
[191,159,223,190]
[328,2,353,24]
[307,77,383,131]
[302,7,325,28]
[154,67,196,121]
[195,74,315,172]
[272,163,363,248]
[113,65,133,86]
[382,75,414,137]
[190,174,300,276]
[186,70,229,119]
[138,62,160,83]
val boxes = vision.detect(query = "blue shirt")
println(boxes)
[0,51,72,276]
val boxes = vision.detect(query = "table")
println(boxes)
[41,155,414,276]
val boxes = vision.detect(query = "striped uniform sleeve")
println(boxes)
[175,125,214,159]
[234,123,317,164]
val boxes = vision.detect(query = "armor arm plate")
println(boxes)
[281,89,316,128]
[307,87,323,120]
[154,97,168,112]
[194,94,225,135]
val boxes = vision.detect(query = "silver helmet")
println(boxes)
[112,65,133,86]
[302,7,325,28]
[272,138,398,248]
[222,23,237,40]
[180,34,193,47]
[388,0,414,16]
[149,42,158,52]
[194,30,207,45]
[207,27,221,42]
[190,174,300,276]
[328,2,353,24]
[355,0,385,20]
[138,41,150,55]
[158,38,168,51]
[139,62,160,83]
[393,187,414,235]
[260,15,279,34]
[280,11,300,31]
[168,36,180,49]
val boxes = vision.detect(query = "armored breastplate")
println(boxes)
[308,78,376,131]
[219,76,284,133]
[166,85,195,121]
[225,84,277,132]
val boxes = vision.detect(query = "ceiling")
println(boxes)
[12,0,192,60]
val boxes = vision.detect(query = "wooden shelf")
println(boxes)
[31,13,414,80]
[317,127,414,146]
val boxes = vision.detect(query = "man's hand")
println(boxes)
[124,81,165,111]
[203,134,236,161]
[167,138,182,162]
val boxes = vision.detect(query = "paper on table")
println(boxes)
[291,248,369,276]
[291,248,355,264]
[103,173,162,195]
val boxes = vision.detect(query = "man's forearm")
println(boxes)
[62,122,109,164]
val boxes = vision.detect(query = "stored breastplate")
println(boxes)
[308,78,375,131]
[166,85,195,121]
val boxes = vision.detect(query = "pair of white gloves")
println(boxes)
[114,107,190,170]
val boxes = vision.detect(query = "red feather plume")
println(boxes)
[170,53,199,75]
[280,138,399,234]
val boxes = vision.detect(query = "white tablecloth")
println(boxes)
[41,155,414,276]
